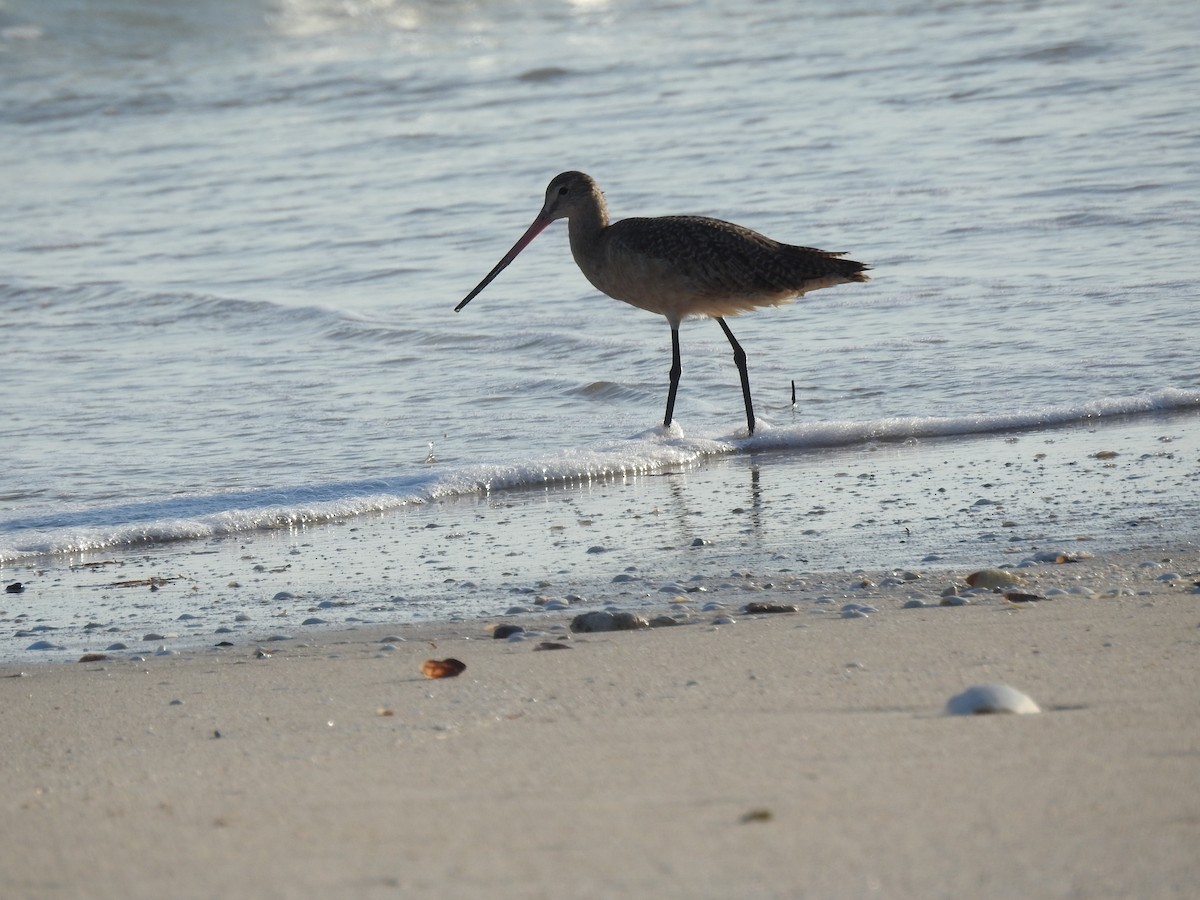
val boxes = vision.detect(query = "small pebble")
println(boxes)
[1005,591,1046,603]
[493,624,525,639]
[965,569,1026,590]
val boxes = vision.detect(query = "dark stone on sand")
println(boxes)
[744,602,800,614]
[570,610,649,633]
[493,624,525,639]
[5,582,25,593]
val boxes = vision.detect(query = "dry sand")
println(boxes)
[3,545,1199,899]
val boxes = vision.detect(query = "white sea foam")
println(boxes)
[3,389,1196,562]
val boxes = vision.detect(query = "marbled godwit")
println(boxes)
[456,171,869,436]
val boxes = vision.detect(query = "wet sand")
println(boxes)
[3,544,1200,899]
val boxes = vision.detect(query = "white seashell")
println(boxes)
[946,683,1040,715]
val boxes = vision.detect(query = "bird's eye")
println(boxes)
[557,186,568,196]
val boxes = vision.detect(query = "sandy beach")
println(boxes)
[3,542,1199,899]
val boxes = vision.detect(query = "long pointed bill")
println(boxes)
[455,212,554,312]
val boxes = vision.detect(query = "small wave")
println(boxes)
[748,387,1200,451]
[2,388,1196,562]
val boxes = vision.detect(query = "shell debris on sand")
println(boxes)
[421,658,467,679]
[946,683,1041,715]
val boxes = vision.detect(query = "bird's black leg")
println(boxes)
[716,317,755,435]
[664,325,682,428]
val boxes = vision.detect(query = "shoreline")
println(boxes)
[3,541,1199,898]
[4,410,1199,667]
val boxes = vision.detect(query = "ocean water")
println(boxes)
[3,0,1199,652]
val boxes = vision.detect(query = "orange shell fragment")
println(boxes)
[421,658,467,679]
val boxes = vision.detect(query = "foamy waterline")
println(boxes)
[2,388,1197,563]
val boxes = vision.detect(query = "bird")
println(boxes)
[455,171,869,436]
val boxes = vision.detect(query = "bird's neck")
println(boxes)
[566,190,609,270]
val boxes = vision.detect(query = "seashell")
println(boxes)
[1055,552,1092,563]
[421,658,467,679]
[376,708,395,717]
[964,569,1025,590]
[26,640,65,651]
[946,683,1040,715]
